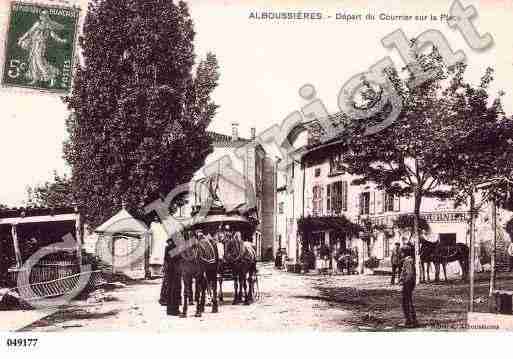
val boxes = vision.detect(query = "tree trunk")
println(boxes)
[469,192,476,312]
[413,191,422,284]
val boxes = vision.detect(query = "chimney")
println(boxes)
[250,127,256,140]
[231,122,239,141]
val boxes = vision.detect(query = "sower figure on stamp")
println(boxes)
[390,243,401,285]
[17,10,68,87]
[399,245,417,328]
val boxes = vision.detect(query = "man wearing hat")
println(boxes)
[390,242,402,285]
[400,245,417,328]
[165,238,182,316]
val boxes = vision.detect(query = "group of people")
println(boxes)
[299,245,359,274]
[390,242,418,328]
[158,230,213,316]
[158,228,243,316]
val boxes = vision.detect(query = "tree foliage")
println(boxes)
[340,45,513,281]
[63,0,219,226]
[27,171,74,208]
[435,64,513,207]
[342,46,455,251]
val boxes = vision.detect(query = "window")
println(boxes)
[360,192,370,215]
[278,201,284,214]
[327,181,348,214]
[314,168,321,177]
[311,232,324,247]
[329,153,345,175]
[383,193,400,212]
[312,185,323,216]
[384,193,394,212]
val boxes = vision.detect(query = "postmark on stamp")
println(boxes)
[1,2,80,93]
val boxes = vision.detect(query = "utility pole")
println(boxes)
[469,193,476,312]
[489,198,497,311]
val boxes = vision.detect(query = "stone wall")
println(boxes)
[261,157,276,261]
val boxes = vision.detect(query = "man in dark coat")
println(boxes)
[390,243,401,285]
[161,239,182,316]
[400,245,417,328]
[159,246,169,306]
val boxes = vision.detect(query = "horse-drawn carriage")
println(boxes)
[172,207,260,317]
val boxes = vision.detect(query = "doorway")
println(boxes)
[439,233,456,246]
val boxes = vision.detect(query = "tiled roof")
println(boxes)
[207,131,251,148]
[0,206,77,219]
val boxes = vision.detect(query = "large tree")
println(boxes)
[435,66,513,309]
[341,47,454,280]
[63,0,219,226]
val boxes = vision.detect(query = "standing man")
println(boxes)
[159,240,169,306]
[400,245,417,328]
[508,241,513,272]
[390,243,401,285]
[165,238,182,316]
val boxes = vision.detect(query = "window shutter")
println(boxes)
[370,192,375,215]
[358,193,363,215]
[321,186,325,215]
[342,181,348,212]
[393,196,400,212]
[327,184,331,213]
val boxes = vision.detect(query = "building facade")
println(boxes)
[177,124,276,261]
[275,120,513,274]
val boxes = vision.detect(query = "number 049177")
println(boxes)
[6,338,38,347]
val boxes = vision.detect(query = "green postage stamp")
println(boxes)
[2,2,80,92]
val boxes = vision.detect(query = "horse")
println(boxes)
[419,238,437,283]
[432,242,469,282]
[177,233,219,317]
[419,238,469,282]
[222,232,257,305]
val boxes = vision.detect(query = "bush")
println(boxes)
[364,256,380,269]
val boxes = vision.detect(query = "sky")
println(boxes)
[0,0,512,206]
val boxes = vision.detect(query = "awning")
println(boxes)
[297,215,363,236]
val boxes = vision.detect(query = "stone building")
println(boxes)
[274,115,513,274]
[175,123,276,261]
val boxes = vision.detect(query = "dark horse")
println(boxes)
[221,232,257,305]
[419,238,469,282]
[177,233,219,317]
[419,239,436,283]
